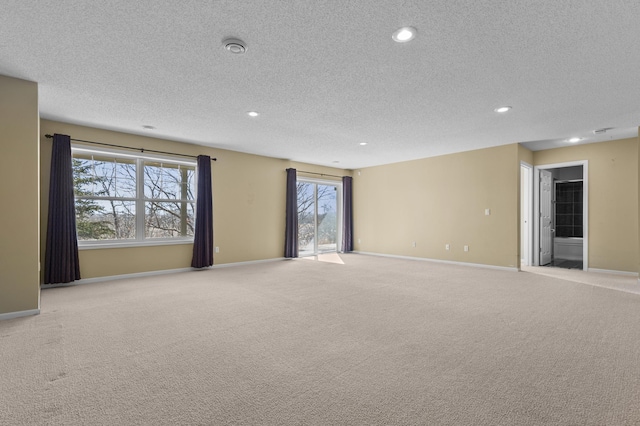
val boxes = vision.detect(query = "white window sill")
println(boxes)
[78,239,194,250]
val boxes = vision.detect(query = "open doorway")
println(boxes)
[533,161,588,271]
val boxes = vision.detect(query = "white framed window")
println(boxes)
[71,146,196,248]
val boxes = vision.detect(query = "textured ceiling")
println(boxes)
[1,1,639,169]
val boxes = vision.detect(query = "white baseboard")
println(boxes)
[587,268,639,277]
[0,309,40,321]
[42,267,194,288]
[353,251,518,272]
[211,257,286,269]
[41,258,287,288]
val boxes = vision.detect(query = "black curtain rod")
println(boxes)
[296,170,343,179]
[44,134,217,161]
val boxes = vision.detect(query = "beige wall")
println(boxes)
[40,120,348,280]
[353,144,520,269]
[518,144,533,166]
[0,75,40,315]
[533,137,639,272]
[290,161,351,183]
[2,71,633,316]
[4,87,633,313]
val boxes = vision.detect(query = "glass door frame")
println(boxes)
[297,177,343,256]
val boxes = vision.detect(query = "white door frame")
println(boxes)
[296,177,343,253]
[520,162,533,268]
[533,160,588,271]
[539,169,554,266]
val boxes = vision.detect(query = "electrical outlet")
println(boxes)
[412,241,416,247]
[215,246,220,253]
[358,238,361,244]
[464,245,469,252]
[445,244,450,251]
[485,208,491,216]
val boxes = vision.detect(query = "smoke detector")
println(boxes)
[223,38,247,54]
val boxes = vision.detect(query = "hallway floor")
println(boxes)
[522,265,640,296]
[546,258,583,270]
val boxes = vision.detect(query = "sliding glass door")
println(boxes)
[297,180,340,256]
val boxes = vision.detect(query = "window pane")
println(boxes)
[92,158,115,197]
[94,157,136,198]
[72,153,136,198]
[114,160,137,198]
[144,162,195,201]
[73,148,197,244]
[297,182,315,254]
[145,201,195,238]
[317,185,337,251]
[72,156,96,195]
[186,168,196,200]
[75,199,136,240]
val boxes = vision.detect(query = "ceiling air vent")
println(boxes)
[223,38,247,54]
[593,127,612,134]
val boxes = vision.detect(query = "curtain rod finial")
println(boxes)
[45,134,53,138]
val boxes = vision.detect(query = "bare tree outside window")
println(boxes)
[72,158,113,239]
[297,181,337,254]
[144,162,195,238]
[72,151,195,243]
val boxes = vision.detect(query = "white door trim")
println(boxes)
[539,169,554,265]
[533,160,588,271]
[296,177,343,254]
[520,162,533,268]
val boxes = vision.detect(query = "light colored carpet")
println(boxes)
[2,254,640,425]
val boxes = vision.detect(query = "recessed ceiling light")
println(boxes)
[142,125,155,130]
[223,38,247,54]
[568,137,582,143]
[247,111,259,117]
[494,106,512,113]
[359,142,368,146]
[392,27,417,43]
[332,161,340,164]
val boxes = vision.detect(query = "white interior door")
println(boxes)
[540,169,553,265]
[520,164,531,267]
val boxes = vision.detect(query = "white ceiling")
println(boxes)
[1,1,639,169]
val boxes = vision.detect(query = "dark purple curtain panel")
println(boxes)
[284,168,298,258]
[191,156,213,268]
[45,134,81,284]
[342,176,354,252]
